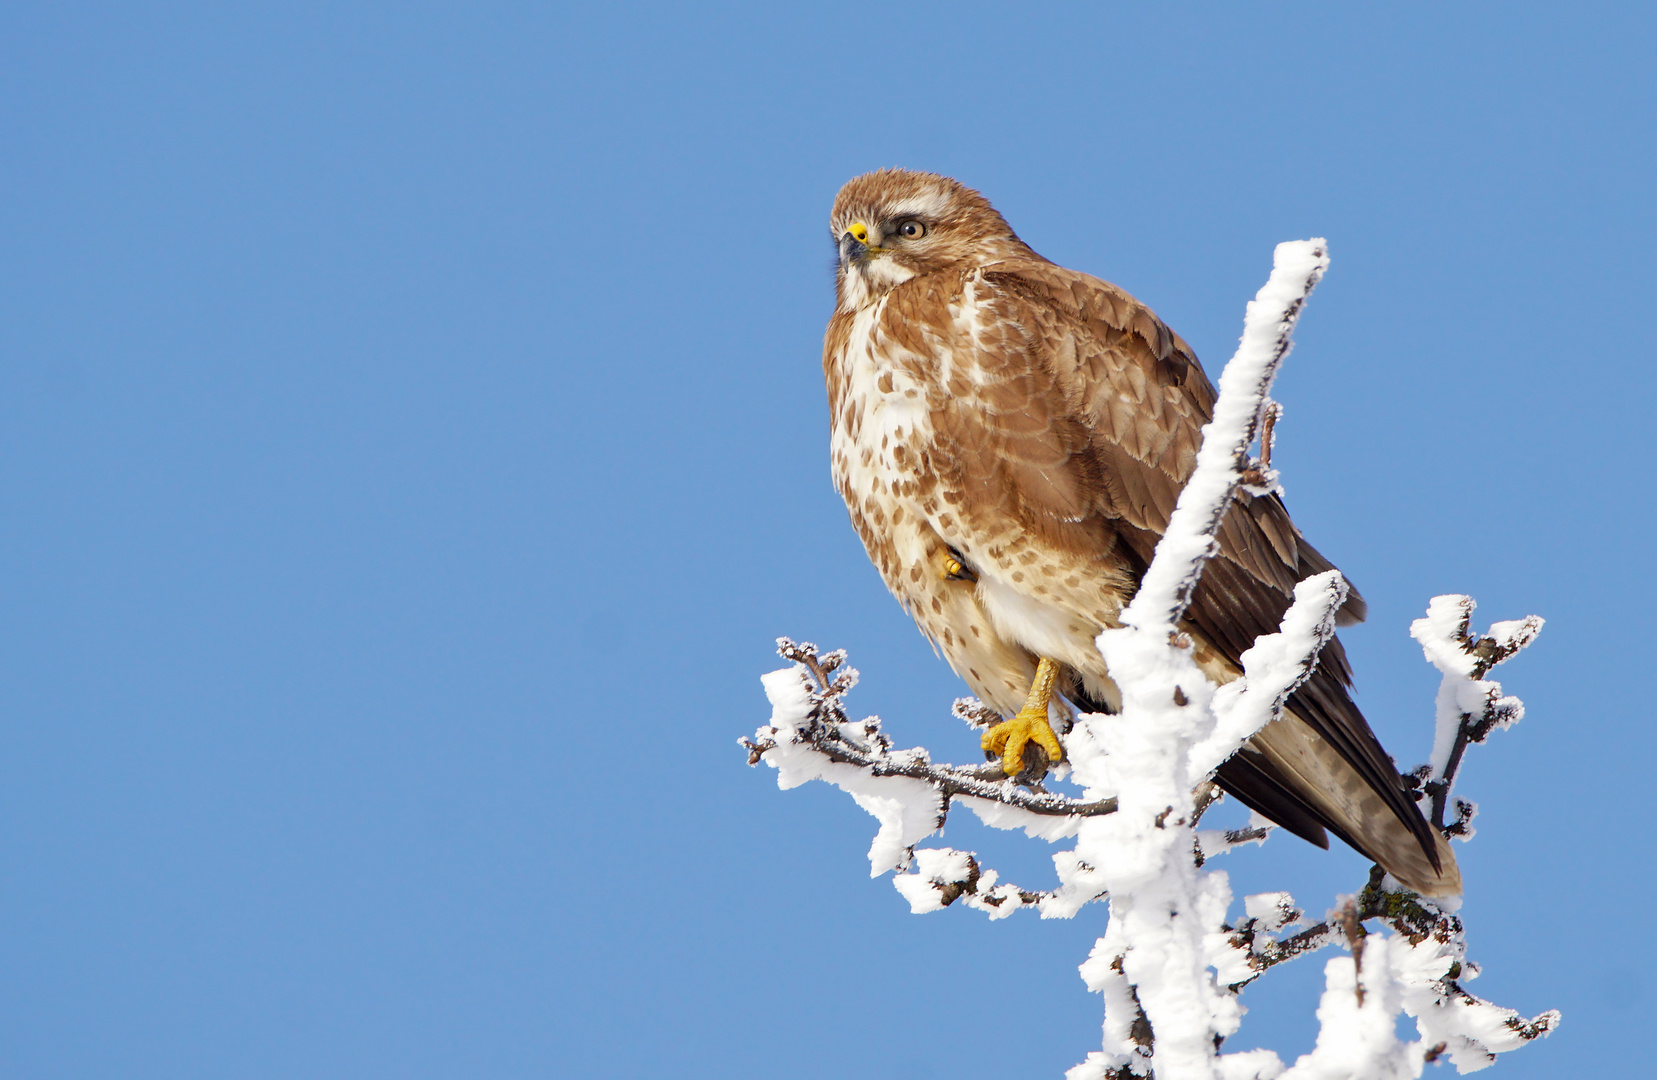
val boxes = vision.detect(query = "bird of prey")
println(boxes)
[821,168,1459,896]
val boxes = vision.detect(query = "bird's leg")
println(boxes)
[982,657,1066,776]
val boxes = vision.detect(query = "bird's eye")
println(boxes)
[896,219,927,239]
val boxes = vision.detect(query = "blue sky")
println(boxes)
[1,3,1652,1076]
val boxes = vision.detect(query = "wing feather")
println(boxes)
[966,260,1444,881]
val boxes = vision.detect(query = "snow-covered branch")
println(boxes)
[741,242,1557,1077]
[1121,240,1327,633]
[1068,240,1340,1077]
[1408,597,1544,835]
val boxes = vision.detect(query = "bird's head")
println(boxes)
[830,169,1028,311]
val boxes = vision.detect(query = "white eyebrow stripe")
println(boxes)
[884,191,952,221]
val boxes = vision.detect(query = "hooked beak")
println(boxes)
[838,231,867,267]
[838,220,880,268]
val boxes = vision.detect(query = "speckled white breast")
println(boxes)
[828,299,937,605]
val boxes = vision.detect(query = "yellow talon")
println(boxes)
[981,711,1064,775]
[940,547,976,582]
[981,658,1065,775]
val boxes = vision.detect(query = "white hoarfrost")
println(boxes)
[744,242,1557,1077]
[757,667,942,875]
[1410,595,1543,837]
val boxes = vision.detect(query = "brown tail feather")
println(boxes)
[1245,711,1461,896]
[1214,748,1330,849]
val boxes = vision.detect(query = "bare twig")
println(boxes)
[1338,898,1368,1005]
[1259,401,1281,473]
[1239,400,1283,489]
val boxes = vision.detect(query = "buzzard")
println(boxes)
[822,168,1459,896]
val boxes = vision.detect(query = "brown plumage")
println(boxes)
[822,168,1459,896]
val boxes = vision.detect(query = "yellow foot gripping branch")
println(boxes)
[981,657,1065,776]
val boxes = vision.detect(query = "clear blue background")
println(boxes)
[2,3,1650,1076]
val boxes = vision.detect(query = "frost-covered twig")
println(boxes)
[1248,868,1559,1077]
[742,639,1118,822]
[1409,597,1543,833]
[743,638,1116,884]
